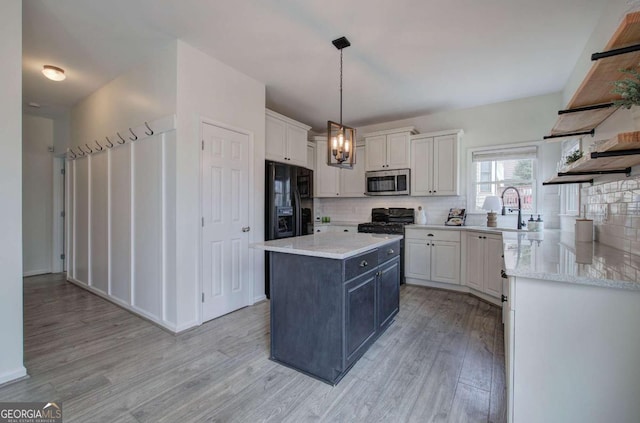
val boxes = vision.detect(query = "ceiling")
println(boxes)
[23,0,607,131]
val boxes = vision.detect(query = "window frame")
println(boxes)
[466,142,542,215]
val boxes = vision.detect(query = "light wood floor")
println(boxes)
[0,273,506,423]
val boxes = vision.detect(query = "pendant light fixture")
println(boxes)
[327,36,356,169]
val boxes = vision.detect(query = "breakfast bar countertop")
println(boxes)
[501,230,640,291]
[251,232,403,260]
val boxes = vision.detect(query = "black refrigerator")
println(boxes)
[265,161,314,297]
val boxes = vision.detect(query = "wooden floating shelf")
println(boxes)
[543,131,640,185]
[548,11,640,137]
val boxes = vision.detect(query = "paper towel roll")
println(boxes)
[575,219,594,242]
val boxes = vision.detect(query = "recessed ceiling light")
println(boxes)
[42,65,66,81]
[28,102,41,108]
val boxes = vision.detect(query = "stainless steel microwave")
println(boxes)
[365,169,410,196]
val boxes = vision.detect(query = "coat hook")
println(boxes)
[94,140,104,151]
[67,148,76,159]
[129,128,138,141]
[144,121,153,136]
[85,143,93,153]
[116,133,125,144]
[77,146,87,155]
[106,136,114,148]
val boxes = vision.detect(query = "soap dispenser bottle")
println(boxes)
[536,215,544,232]
[528,215,536,232]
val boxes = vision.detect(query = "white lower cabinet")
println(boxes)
[405,229,460,285]
[465,231,504,298]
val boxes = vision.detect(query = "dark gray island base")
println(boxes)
[269,240,400,385]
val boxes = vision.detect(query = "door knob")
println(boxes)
[242,226,251,232]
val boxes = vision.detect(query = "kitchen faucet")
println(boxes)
[501,186,525,230]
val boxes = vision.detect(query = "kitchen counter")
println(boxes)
[502,230,640,291]
[252,232,402,259]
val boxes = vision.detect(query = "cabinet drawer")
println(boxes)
[378,241,400,263]
[345,250,378,281]
[405,228,460,242]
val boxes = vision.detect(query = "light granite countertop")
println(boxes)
[251,232,402,260]
[502,230,640,291]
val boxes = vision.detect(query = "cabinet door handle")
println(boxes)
[427,234,434,237]
[242,226,251,232]
[501,269,508,279]
[388,249,394,254]
[501,295,508,303]
[359,260,368,268]
[344,229,349,232]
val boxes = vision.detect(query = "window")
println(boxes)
[470,145,538,214]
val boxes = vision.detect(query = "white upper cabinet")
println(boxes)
[265,109,312,168]
[339,145,366,197]
[306,142,315,171]
[363,127,416,171]
[410,130,462,196]
[313,137,366,198]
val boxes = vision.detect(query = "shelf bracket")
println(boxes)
[590,148,640,159]
[557,103,614,115]
[558,168,632,177]
[542,179,593,186]
[543,129,595,140]
[591,43,640,61]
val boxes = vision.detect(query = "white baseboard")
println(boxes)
[66,277,194,334]
[405,278,501,306]
[253,294,267,303]
[23,269,50,277]
[0,366,27,386]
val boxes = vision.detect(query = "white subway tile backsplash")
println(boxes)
[580,174,640,255]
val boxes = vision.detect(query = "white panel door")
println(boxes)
[432,134,458,196]
[201,122,251,322]
[386,132,410,169]
[431,241,460,284]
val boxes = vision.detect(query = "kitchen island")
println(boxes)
[253,233,402,385]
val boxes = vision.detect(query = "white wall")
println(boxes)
[175,40,266,329]
[563,0,640,105]
[71,42,177,148]
[0,0,26,385]
[22,114,54,276]
[68,42,179,330]
[316,93,563,227]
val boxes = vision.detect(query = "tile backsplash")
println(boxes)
[314,196,548,229]
[581,175,640,255]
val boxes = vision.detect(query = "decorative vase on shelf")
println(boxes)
[416,206,427,225]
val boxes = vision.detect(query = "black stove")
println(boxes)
[358,208,414,283]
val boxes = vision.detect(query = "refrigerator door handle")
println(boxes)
[293,186,302,236]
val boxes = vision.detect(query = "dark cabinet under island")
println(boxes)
[253,233,402,385]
